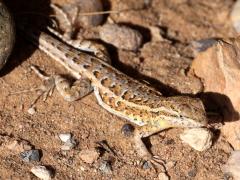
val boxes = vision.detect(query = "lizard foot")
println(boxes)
[141,155,166,172]
[9,66,55,109]
[26,65,56,108]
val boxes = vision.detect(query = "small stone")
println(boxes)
[223,150,240,180]
[61,139,76,151]
[180,128,212,151]
[20,149,41,162]
[231,0,240,32]
[79,149,100,164]
[149,26,164,42]
[99,24,143,51]
[31,165,52,180]
[142,161,151,169]
[223,173,233,180]
[99,160,112,174]
[59,133,71,143]
[27,107,36,115]
[191,38,218,55]
[158,172,169,180]
[1,136,32,155]
[121,124,134,137]
[59,133,76,150]
[188,168,197,177]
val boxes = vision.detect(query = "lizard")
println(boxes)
[17,20,208,168]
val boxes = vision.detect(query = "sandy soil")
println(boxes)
[0,0,236,179]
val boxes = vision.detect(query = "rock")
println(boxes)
[58,133,71,143]
[191,38,218,56]
[61,139,76,151]
[223,150,240,180]
[149,26,164,42]
[59,133,76,150]
[20,149,41,162]
[31,166,52,180]
[79,149,100,164]
[121,124,134,137]
[222,121,240,150]
[158,172,169,180]
[0,135,32,155]
[190,37,240,149]
[58,0,103,29]
[99,160,112,174]
[27,107,36,115]
[0,1,15,70]
[231,0,240,32]
[180,128,212,151]
[75,0,103,27]
[190,38,240,109]
[142,161,151,170]
[99,24,143,51]
[188,168,197,177]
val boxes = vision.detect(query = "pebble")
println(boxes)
[27,107,36,115]
[99,24,143,51]
[0,1,15,70]
[61,139,76,151]
[99,160,112,174]
[20,149,41,162]
[191,38,218,55]
[0,135,32,155]
[121,124,134,137]
[142,161,151,169]
[188,168,197,177]
[59,133,72,143]
[158,172,169,180]
[31,165,52,180]
[223,150,240,180]
[231,0,240,32]
[79,149,100,164]
[180,128,212,151]
[149,26,164,42]
[59,133,76,150]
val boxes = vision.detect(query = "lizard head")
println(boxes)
[160,96,208,128]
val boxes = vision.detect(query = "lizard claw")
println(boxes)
[141,155,166,172]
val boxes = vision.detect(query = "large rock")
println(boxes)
[0,1,15,70]
[190,37,240,149]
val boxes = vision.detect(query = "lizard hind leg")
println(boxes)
[54,74,93,102]
[31,65,93,103]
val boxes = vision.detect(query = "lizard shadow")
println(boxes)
[0,0,52,77]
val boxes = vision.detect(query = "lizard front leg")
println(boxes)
[134,124,169,169]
